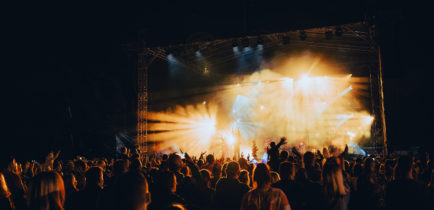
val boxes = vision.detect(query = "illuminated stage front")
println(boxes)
[138,22,387,157]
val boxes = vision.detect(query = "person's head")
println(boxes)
[322,157,347,199]
[395,155,413,179]
[200,169,212,188]
[158,171,177,193]
[304,152,315,167]
[115,171,151,210]
[253,163,271,188]
[130,158,142,171]
[168,154,183,173]
[270,142,276,148]
[121,147,128,155]
[212,163,221,178]
[353,163,363,177]
[270,171,280,184]
[197,159,204,168]
[162,154,169,161]
[28,171,65,210]
[180,165,191,177]
[206,154,215,165]
[239,169,250,186]
[63,160,75,175]
[280,151,289,161]
[226,161,241,179]
[85,167,104,189]
[279,161,295,180]
[74,159,87,174]
[63,174,78,192]
[114,159,130,176]
[363,157,376,175]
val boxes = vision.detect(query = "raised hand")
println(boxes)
[184,153,193,164]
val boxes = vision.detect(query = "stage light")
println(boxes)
[363,116,374,125]
[325,30,333,40]
[257,36,263,44]
[281,35,290,45]
[202,101,207,105]
[347,131,356,140]
[260,105,265,110]
[232,39,238,47]
[335,26,343,36]
[241,37,249,48]
[299,30,307,40]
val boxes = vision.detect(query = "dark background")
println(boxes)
[3,0,433,160]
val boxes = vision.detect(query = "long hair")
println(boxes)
[28,171,65,210]
[115,171,151,210]
[322,157,347,205]
[253,163,271,189]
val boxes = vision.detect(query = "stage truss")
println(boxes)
[134,22,388,155]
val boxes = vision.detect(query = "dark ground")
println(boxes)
[3,0,433,160]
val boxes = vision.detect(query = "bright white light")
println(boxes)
[202,101,206,105]
[222,132,236,146]
[260,105,265,110]
[363,116,374,125]
[257,81,262,86]
[347,131,356,140]
[281,77,293,89]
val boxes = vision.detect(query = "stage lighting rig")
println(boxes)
[299,30,307,40]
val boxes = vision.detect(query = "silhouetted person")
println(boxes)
[215,161,250,210]
[267,137,286,171]
[273,162,304,210]
[114,171,151,210]
[322,157,350,210]
[1,157,26,210]
[241,163,291,210]
[63,174,78,210]
[385,156,425,210]
[28,171,65,210]
[73,166,104,210]
[148,171,186,210]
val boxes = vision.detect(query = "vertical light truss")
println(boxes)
[137,51,149,154]
[368,24,388,155]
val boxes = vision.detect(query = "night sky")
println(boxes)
[3,1,433,160]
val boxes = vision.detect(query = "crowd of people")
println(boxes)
[1,137,433,210]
